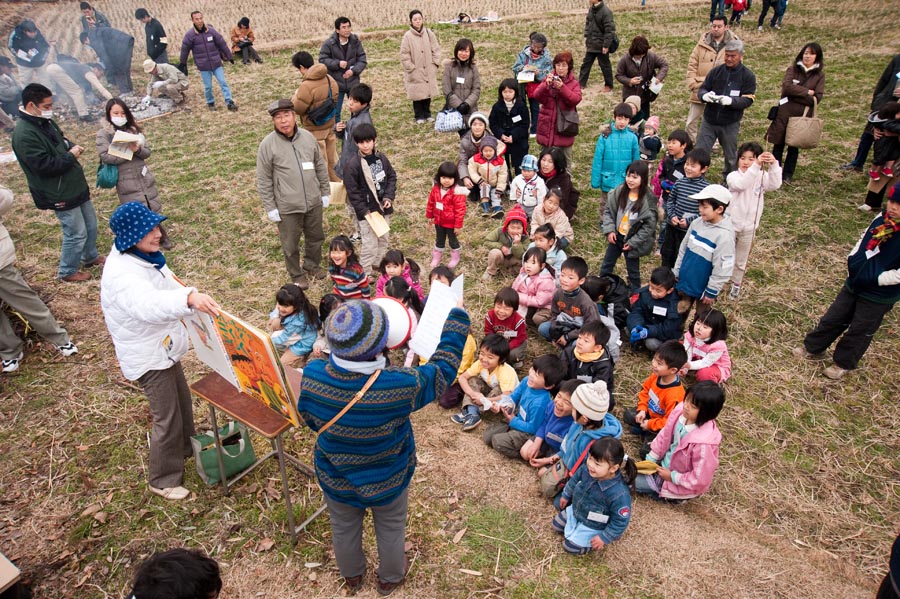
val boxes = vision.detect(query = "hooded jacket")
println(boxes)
[513,266,555,311]
[558,416,623,472]
[425,183,468,229]
[591,127,640,192]
[180,24,231,71]
[647,402,721,500]
[291,63,340,135]
[319,32,368,94]
[485,207,529,260]
[458,128,506,181]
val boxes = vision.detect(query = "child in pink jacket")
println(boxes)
[513,246,556,326]
[635,380,723,501]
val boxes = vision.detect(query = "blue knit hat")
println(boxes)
[326,300,389,361]
[109,202,167,251]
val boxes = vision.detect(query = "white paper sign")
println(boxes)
[408,276,464,360]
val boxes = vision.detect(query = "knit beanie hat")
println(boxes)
[109,202,167,252]
[624,95,642,113]
[468,111,488,127]
[480,135,498,150]
[571,380,610,421]
[645,115,660,133]
[503,205,527,232]
[326,300,389,361]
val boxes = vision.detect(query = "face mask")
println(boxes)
[40,110,53,119]
[111,116,128,127]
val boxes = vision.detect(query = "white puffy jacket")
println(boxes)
[100,245,196,380]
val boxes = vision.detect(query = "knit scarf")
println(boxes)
[866,215,900,251]
[542,168,557,180]
[574,348,604,362]
[127,248,166,270]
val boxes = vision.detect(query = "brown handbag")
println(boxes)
[785,97,823,149]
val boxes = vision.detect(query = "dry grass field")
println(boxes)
[0,0,898,598]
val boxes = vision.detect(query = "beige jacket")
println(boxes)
[0,186,16,270]
[686,30,739,104]
[291,63,340,140]
[146,62,188,97]
[400,26,441,101]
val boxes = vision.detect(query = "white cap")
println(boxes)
[689,184,732,207]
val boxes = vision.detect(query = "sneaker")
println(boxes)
[869,169,881,181]
[773,23,781,30]
[415,118,426,125]
[757,26,763,31]
[226,101,238,112]
[349,232,362,244]
[529,133,537,138]
[60,271,91,282]
[2,351,23,373]
[840,163,863,172]
[883,166,894,177]
[426,116,434,122]
[450,412,466,425]
[491,207,504,219]
[207,103,217,111]
[481,270,493,282]
[858,203,874,212]
[728,284,741,300]
[149,485,191,500]
[823,364,848,380]
[307,267,327,280]
[83,255,106,268]
[461,412,481,431]
[344,573,365,595]
[791,346,827,361]
[57,342,78,357]
[480,202,491,216]
[293,274,310,290]
[602,85,613,93]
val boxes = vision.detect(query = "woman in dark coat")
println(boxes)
[614,36,668,121]
[538,147,580,219]
[489,78,530,179]
[765,43,825,183]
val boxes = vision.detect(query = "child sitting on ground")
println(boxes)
[591,103,641,204]
[626,266,682,352]
[267,283,320,369]
[673,185,735,318]
[426,161,468,269]
[552,437,635,555]
[451,334,519,431]
[521,379,583,464]
[485,287,528,367]
[639,115,662,162]
[623,339,687,457]
[513,246,556,326]
[509,154,547,218]
[681,308,731,383]
[726,141,782,300]
[661,147,711,269]
[328,235,370,299]
[559,320,615,410]
[538,257,600,349]
[469,135,509,218]
[536,380,623,502]
[483,354,565,459]
[530,187,574,249]
[375,249,423,300]
[529,223,567,277]
[652,129,692,255]
[483,206,529,281]
[635,380,724,501]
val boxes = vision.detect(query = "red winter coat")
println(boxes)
[533,72,582,148]
[425,183,468,229]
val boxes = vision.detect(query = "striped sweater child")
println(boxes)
[664,175,709,231]
[330,263,371,300]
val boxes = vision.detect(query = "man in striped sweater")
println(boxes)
[660,147,711,269]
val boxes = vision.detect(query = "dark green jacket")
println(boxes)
[584,1,616,53]
[11,111,90,211]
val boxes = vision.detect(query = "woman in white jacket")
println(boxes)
[100,202,220,500]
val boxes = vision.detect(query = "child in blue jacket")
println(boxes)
[268,283,320,369]
[591,103,640,201]
[483,354,564,459]
[626,266,683,352]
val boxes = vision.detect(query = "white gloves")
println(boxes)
[718,95,733,106]
[141,95,151,105]
[701,91,718,103]
[152,81,166,90]
[321,195,330,208]
[267,208,282,222]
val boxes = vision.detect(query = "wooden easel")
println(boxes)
[190,370,326,544]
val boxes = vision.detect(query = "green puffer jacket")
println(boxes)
[11,111,90,211]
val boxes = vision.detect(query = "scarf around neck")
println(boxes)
[127,248,166,270]
[867,214,900,251]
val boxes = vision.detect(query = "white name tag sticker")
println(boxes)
[511,115,522,123]
[652,305,667,316]
[792,79,800,84]
[730,89,740,97]
[456,76,465,84]
[435,201,443,210]
[865,246,881,259]
[159,37,168,44]
[302,161,314,170]
[141,166,148,177]
[587,511,609,523]
[673,171,684,179]
[502,330,516,338]
[779,97,789,105]
[206,36,213,42]
[722,255,735,269]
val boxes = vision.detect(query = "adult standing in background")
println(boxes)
[79,27,134,94]
[841,54,900,173]
[534,52,582,167]
[135,8,169,64]
[180,11,238,112]
[578,0,616,93]
[291,51,340,182]
[11,84,102,282]
[615,36,668,121]
[512,32,552,137]
[695,39,756,179]
[442,38,481,136]
[685,16,737,143]
[765,43,825,184]
[319,17,367,121]
[8,20,51,87]
[101,202,221,501]
[400,9,441,125]
[257,99,331,289]
[79,2,110,32]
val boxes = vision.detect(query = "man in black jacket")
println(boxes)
[319,17,368,122]
[578,0,616,92]
[842,54,900,172]
[695,39,756,179]
[79,27,135,94]
[135,8,169,64]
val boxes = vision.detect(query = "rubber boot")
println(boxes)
[448,247,462,269]
[430,247,443,268]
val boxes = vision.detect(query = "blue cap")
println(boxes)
[520,154,538,171]
[109,202,167,251]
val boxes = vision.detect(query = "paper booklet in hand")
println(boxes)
[107,130,142,160]
[408,275,464,361]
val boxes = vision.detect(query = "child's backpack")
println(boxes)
[599,274,631,330]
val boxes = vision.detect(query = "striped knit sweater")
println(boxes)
[297,307,470,508]
[664,175,709,230]
[330,262,371,299]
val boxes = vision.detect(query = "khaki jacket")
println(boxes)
[0,186,16,270]
[686,30,739,104]
[256,126,330,215]
[400,26,441,101]
[291,63,340,139]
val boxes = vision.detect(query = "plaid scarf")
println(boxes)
[866,214,900,251]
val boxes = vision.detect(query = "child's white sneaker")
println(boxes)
[57,342,78,357]
[2,351,23,372]
[728,284,741,300]
[857,203,873,212]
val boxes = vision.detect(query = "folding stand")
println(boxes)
[190,371,326,544]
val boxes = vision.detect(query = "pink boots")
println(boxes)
[430,247,443,268]
[448,248,462,269]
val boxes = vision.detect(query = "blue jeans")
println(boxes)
[538,321,553,341]
[199,66,232,105]
[335,89,346,124]
[55,200,99,278]
[709,0,725,20]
